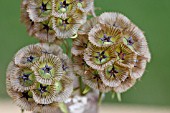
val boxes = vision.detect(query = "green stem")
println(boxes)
[79,76,83,96]
[63,40,69,55]
[98,92,103,105]
[21,109,24,113]
[117,93,122,102]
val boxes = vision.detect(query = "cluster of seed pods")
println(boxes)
[21,0,95,42]
[6,0,151,112]
[6,43,75,112]
[72,12,151,93]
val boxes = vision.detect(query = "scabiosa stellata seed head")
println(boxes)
[31,54,63,85]
[14,44,43,67]
[82,68,112,92]
[33,102,60,113]
[73,55,89,76]
[99,61,130,88]
[72,12,151,93]
[84,45,116,71]
[88,24,122,47]
[27,0,53,22]
[76,0,94,14]
[10,66,36,92]
[52,0,77,18]
[32,82,56,104]
[6,43,74,112]
[20,0,95,42]
[53,76,74,102]
[71,34,89,56]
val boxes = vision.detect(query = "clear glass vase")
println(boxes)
[33,93,98,113]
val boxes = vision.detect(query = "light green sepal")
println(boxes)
[82,85,91,95]
[111,92,115,99]
[116,93,122,102]
[59,102,68,113]
[98,92,103,105]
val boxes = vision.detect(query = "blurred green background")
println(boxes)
[0,0,170,107]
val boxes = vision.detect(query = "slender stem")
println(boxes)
[117,93,122,102]
[79,76,83,96]
[63,40,69,55]
[98,92,103,105]
[21,109,24,113]
[73,86,80,92]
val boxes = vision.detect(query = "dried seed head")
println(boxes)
[37,43,63,55]
[78,17,98,34]
[98,12,132,30]
[114,44,137,68]
[27,0,52,22]
[122,26,151,62]
[71,34,89,56]
[31,54,63,85]
[52,12,86,38]
[72,12,151,93]
[54,76,73,102]
[6,61,16,96]
[131,56,147,79]
[82,68,112,92]
[10,66,36,92]
[73,55,90,76]
[100,62,130,87]
[10,89,36,111]
[37,43,75,79]
[21,2,37,36]
[60,54,75,79]
[113,77,136,93]
[88,24,122,47]
[21,0,93,42]
[52,0,77,18]
[7,43,74,111]
[14,44,43,67]
[84,44,116,70]
[34,19,57,43]
[32,83,56,104]
[76,0,94,14]
[33,102,59,113]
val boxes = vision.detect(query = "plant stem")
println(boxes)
[79,76,83,95]
[63,40,69,55]
[21,109,24,113]
[98,92,103,105]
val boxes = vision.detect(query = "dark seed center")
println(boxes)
[21,92,31,100]
[60,0,69,8]
[127,37,134,45]
[40,2,48,12]
[95,51,107,62]
[108,66,119,78]
[43,24,50,31]
[27,56,34,63]
[42,64,52,74]
[100,34,112,43]
[38,84,48,94]
[20,73,31,82]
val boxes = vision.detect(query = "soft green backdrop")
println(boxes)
[0,0,170,107]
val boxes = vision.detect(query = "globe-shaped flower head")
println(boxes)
[6,43,74,112]
[21,0,95,43]
[72,12,151,93]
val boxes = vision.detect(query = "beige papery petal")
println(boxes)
[82,68,111,92]
[100,62,130,87]
[27,0,52,22]
[84,44,116,71]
